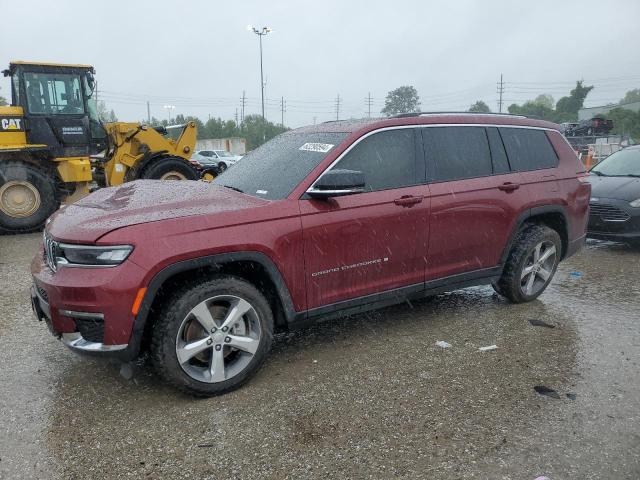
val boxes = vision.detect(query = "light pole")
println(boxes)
[163,104,175,124]
[247,25,272,120]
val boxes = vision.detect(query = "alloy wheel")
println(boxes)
[175,295,262,383]
[520,241,557,296]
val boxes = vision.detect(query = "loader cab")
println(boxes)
[4,62,107,157]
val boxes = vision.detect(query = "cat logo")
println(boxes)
[0,117,24,132]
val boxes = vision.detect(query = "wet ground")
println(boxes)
[0,234,639,479]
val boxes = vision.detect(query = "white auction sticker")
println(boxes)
[299,143,335,153]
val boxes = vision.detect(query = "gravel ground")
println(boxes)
[0,234,639,479]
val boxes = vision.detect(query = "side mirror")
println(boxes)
[307,169,365,198]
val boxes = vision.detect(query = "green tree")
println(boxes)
[0,87,7,106]
[381,86,420,117]
[606,107,640,139]
[508,101,556,121]
[533,94,555,110]
[97,100,117,122]
[240,115,287,150]
[555,81,593,121]
[620,88,640,105]
[468,100,491,113]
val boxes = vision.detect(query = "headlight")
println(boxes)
[58,243,133,267]
[630,199,640,208]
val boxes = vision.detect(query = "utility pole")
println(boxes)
[280,96,286,126]
[365,92,373,118]
[248,26,272,120]
[313,116,317,125]
[146,101,151,124]
[496,74,505,113]
[240,90,246,124]
[335,94,341,121]
[235,108,239,127]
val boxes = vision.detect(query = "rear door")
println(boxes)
[499,127,561,200]
[300,128,430,309]
[423,126,530,280]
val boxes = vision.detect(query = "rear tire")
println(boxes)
[151,275,274,397]
[493,225,561,303]
[140,156,198,181]
[0,162,59,234]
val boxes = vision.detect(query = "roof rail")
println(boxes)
[392,111,528,119]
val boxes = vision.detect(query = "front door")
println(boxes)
[300,128,430,309]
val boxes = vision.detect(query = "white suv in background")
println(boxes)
[193,150,242,173]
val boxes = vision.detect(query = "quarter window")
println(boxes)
[331,129,416,192]
[499,128,558,171]
[422,126,492,182]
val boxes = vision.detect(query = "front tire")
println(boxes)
[151,275,274,396]
[493,225,561,303]
[0,162,59,234]
[140,156,198,181]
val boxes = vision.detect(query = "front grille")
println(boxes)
[75,318,105,343]
[589,203,631,222]
[43,233,59,272]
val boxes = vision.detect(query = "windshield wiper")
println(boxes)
[624,174,640,178]
[590,170,606,176]
[221,185,244,193]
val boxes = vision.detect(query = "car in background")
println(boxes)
[193,150,242,173]
[566,116,613,137]
[588,145,640,244]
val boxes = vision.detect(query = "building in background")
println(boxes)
[195,137,247,155]
[579,101,640,121]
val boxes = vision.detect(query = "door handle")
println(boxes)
[394,195,423,207]
[498,182,520,192]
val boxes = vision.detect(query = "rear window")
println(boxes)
[422,126,492,182]
[499,128,558,171]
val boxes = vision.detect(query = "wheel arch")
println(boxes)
[132,252,297,356]
[500,205,570,266]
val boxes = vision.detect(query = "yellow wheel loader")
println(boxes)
[0,61,199,234]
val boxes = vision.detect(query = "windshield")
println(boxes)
[215,150,234,157]
[212,131,348,199]
[591,148,640,176]
[24,72,85,115]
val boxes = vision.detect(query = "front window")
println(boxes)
[213,131,348,200]
[215,150,234,158]
[591,148,640,177]
[24,72,84,115]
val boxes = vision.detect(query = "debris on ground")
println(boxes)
[479,345,497,352]
[569,271,583,278]
[529,319,556,328]
[534,385,561,399]
[534,476,551,480]
[119,363,134,380]
[435,340,451,349]
[566,393,577,400]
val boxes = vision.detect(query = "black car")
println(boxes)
[588,145,640,244]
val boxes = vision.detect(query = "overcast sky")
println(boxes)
[2,0,639,127]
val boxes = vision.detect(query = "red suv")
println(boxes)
[31,113,591,396]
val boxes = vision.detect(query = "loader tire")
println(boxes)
[0,162,59,234]
[140,157,198,181]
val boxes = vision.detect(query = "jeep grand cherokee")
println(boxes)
[31,113,591,396]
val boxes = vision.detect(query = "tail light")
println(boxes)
[577,172,590,184]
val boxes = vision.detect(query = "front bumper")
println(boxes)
[31,248,148,360]
[30,284,129,355]
[587,198,640,242]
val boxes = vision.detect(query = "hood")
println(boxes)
[47,180,269,243]
[588,175,640,202]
